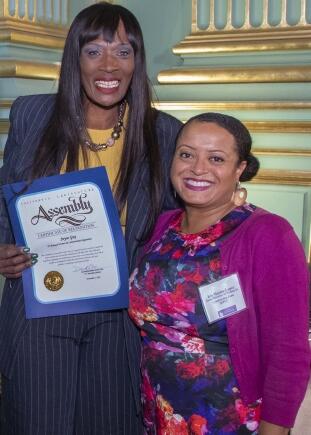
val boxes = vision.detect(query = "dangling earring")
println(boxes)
[233,181,247,207]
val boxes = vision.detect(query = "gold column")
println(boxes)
[169,0,311,57]
[0,0,68,48]
[0,0,69,80]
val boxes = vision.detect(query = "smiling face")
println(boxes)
[79,20,135,119]
[171,121,247,218]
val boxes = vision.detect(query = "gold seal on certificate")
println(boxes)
[44,271,64,292]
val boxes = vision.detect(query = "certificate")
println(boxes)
[3,167,129,319]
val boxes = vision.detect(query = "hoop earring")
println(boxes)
[233,181,247,207]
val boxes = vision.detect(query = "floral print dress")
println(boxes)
[129,205,261,434]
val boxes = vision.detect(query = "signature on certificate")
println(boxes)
[73,264,103,274]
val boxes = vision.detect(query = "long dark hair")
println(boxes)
[178,112,260,181]
[31,1,162,239]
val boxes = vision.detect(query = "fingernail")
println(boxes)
[23,247,30,253]
[31,254,38,259]
[31,259,38,265]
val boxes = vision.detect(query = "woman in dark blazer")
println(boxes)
[0,2,181,434]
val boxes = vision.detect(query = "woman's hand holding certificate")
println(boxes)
[0,244,34,279]
[3,167,128,318]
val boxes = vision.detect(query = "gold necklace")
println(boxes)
[84,101,126,152]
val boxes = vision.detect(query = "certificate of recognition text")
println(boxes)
[3,167,128,318]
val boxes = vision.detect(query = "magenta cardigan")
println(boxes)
[145,207,310,428]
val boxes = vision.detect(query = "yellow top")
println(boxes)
[61,125,126,229]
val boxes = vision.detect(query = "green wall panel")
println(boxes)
[246,184,311,258]
[253,133,311,148]
[255,156,311,171]
[0,79,58,99]
[154,83,311,103]
[182,51,311,67]
[117,0,191,82]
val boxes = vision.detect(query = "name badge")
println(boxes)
[198,273,246,323]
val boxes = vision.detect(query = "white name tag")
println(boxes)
[198,273,246,323]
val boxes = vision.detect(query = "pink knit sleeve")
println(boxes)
[253,219,310,427]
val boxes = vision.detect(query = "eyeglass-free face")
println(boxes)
[171,121,247,219]
[80,20,134,125]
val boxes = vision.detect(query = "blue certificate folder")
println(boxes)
[3,167,129,319]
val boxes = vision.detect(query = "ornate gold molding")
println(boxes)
[244,121,311,133]
[173,27,311,55]
[158,65,311,84]
[0,120,9,134]
[0,100,13,108]
[1,99,310,113]
[0,60,60,80]
[252,169,311,186]
[0,17,67,49]
[154,101,311,111]
[253,148,311,157]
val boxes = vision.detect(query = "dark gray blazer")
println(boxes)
[0,94,182,411]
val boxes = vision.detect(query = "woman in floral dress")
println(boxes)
[129,113,310,435]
